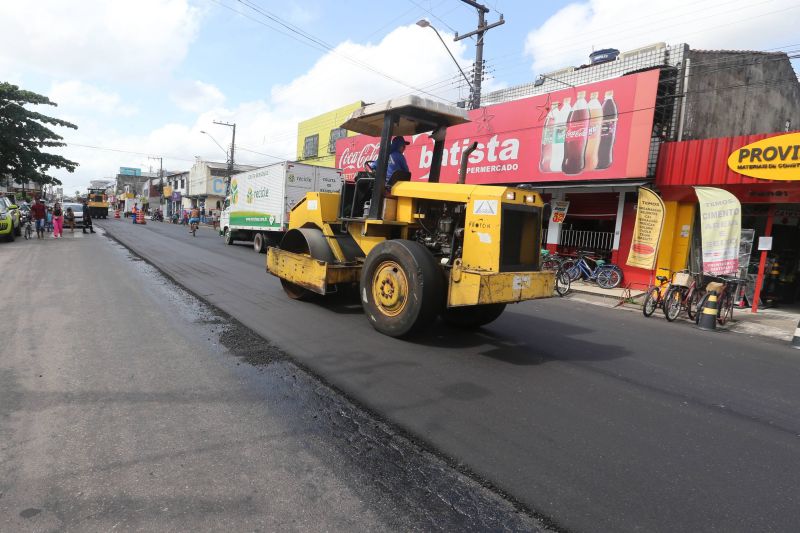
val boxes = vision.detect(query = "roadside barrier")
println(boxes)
[697,292,718,331]
[791,318,800,350]
[136,210,146,225]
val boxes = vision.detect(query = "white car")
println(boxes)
[63,203,85,228]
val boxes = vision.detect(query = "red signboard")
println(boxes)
[655,131,800,203]
[336,69,661,184]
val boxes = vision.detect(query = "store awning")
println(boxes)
[528,180,649,191]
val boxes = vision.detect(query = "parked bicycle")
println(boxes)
[695,275,744,326]
[554,264,571,296]
[564,251,623,289]
[541,250,567,271]
[642,268,673,318]
[662,270,703,322]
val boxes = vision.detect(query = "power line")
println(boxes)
[216,0,457,103]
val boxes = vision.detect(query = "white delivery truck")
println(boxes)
[219,161,343,252]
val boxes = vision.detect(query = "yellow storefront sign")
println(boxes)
[626,187,665,270]
[727,132,800,180]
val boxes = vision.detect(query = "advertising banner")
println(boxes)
[727,132,800,180]
[695,187,741,275]
[337,69,660,183]
[626,187,665,270]
[550,200,570,223]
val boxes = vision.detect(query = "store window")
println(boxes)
[328,128,347,154]
[303,134,319,159]
[180,179,185,189]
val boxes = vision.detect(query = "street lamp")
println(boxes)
[416,19,475,108]
[200,130,228,157]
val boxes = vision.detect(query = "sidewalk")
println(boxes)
[566,281,799,342]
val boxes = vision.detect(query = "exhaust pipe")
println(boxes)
[458,141,479,184]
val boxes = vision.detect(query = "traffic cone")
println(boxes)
[114,209,120,219]
[697,292,718,331]
[791,318,800,350]
[137,210,146,225]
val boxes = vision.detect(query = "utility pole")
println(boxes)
[213,120,236,197]
[148,156,164,212]
[454,0,504,109]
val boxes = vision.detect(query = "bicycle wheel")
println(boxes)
[717,292,734,325]
[663,286,684,322]
[555,268,571,296]
[687,289,704,321]
[597,267,622,289]
[642,286,659,317]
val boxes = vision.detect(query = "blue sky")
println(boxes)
[1,0,798,192]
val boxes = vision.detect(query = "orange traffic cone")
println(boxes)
[114,209,120,219]
[136,210,146,225]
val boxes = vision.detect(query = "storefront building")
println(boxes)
[187,160,256,218]
[651,131,800,310]
[297,101,365,167]
[330,42,799,296]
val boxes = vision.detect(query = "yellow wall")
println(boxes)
[296,101,364,167]
[656,201,696,274]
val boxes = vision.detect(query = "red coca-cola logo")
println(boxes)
[339,143,379,171]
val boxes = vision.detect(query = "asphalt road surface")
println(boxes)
[99,218,800,533]
[0,229,544,532]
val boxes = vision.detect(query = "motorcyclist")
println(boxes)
[188,206,200,233]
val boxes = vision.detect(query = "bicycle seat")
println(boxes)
[656,275,669,283]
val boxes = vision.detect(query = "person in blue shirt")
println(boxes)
[385,136,410,189]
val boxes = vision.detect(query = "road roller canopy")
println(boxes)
[341,95,470,137]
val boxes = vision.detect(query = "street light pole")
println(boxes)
[453,0,504,109]
[416,20,474,102]
[213,120,236,197]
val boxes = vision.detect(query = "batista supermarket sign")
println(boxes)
[727,132,800,181]
[336,69,660,183]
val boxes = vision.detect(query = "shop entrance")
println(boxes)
[556,192,619,260]
[743,204,800,307]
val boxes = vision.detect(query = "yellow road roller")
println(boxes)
[267,96,554,337]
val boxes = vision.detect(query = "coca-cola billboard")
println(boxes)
[336,69,660,184]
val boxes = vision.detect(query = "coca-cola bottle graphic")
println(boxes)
[550,97,571,173]
[596,90,618,170]
[584,91,603,171]
[562,91,590,175]
[539,102,559,173]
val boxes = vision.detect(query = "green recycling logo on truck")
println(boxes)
[230,212,280,227]
[230,178,239,204]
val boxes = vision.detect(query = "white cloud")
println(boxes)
[525,0,800,74]
[0,0,202,80]
[171,81,226,113]
[51,23,486,192]
[50,81,137,117]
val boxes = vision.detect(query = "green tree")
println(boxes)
[0,82,79,188]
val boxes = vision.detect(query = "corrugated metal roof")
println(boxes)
[655,131,800,187]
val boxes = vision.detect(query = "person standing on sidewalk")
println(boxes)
[31,198,47,239]
[82,199,95,234]
[52,202,63,238]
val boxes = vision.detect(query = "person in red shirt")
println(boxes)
[30,198,47,239]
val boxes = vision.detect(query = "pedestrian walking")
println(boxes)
[52,202,63,238]
[82,199,95,234]
[46,207,53,233]
[31,198,47,239]
[65,207,75,232]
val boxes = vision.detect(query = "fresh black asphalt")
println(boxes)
[100,218,800,533]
